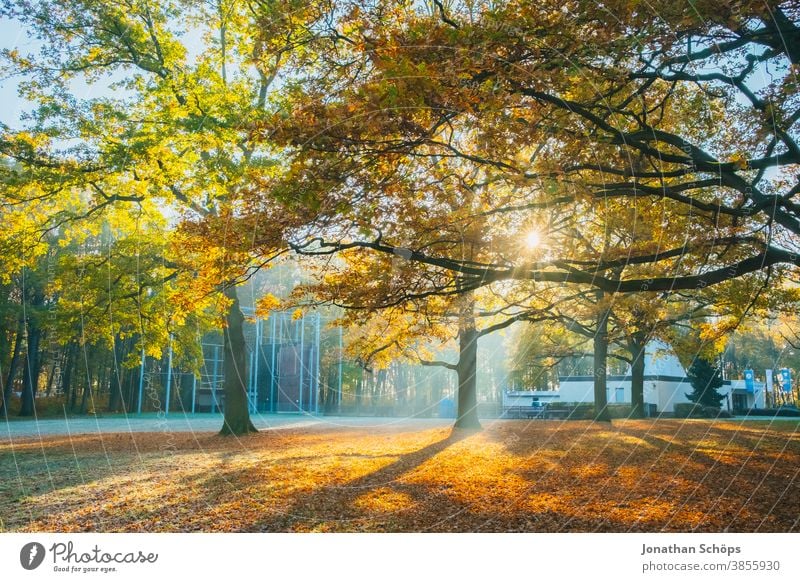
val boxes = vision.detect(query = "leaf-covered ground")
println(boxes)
[1,419,798,532]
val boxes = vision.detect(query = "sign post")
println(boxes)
[766,369,773,407]
[744,369,755,393]
[779,368,792,393]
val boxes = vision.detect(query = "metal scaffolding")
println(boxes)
[189,310,325,414]
[133,306,466,418]
[133,308,352,416]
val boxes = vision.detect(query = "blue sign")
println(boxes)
[744,369,755,393]
[439,397,455,419]
[779,368,792,393]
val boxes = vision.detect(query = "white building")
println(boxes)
[725,379,766,410]
[507,341,764,414]
[554,341,691,413]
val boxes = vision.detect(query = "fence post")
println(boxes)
[164,334,173,416]
[137,346,145,415]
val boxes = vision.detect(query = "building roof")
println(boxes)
[559,340,688,382]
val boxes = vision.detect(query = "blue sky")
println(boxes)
[0,15,207,129]
[0,17,32,129]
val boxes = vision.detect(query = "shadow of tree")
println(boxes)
[4,421,799,532]
[251,428,475,531]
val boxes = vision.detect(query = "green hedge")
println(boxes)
[674,403,701,418]
[606,404,633,419]
[546,402,595,419]
[674,403,733,419]
[736,407,800,418]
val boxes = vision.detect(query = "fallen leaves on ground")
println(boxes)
[1,419,798,532]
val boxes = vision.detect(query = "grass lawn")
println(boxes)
[1,419,798,532]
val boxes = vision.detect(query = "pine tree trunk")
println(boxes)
[124,337,141,411]
[593,293,611,422]
[19,322,42,417]
[324,367,336,412]
[97,349,111,411]
[125,363,137,412]
[454,303,481,430]
[108,336,125,412]
[69,367,79,412]
[396,364,408,405]
[62,342,77,412]
[219,286,257,436]
[368,370,377,410]
[0,314,6,382]
[355,369,364,409]
[377,369,387,401]
[0,314,25,417]
[44,356,58,397]
[79,369,91,414]
[629,334,646,419]
[77,344,95,414]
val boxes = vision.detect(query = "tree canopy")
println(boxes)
[1,0,798,429]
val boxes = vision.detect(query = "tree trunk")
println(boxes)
[396,364,408,405]
[324,366,337,412]
[454,306,481,430]
[62,342,78,412]
[108,335,126,412]
[367,370,377,410]
[19,320,42,417]
[0,312,6,377]
[79,367,91,414]
[0,314,25,417]
[376,369,387,401]
[219,286,257,436]
[69,364,79,412]
[44,355,59,397]
[97,348,113,410]
[76,344,95,414]
[593,293,611,422]
[124,337,142,412]
[125,361,137,412]
[355,368,364,409]
[629,334,647,419]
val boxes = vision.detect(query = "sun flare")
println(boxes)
[524,230,541,250]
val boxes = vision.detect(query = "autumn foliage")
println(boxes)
[1,420,798,532]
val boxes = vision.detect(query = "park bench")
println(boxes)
[502,405,571,420]
[502,405,548,419]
